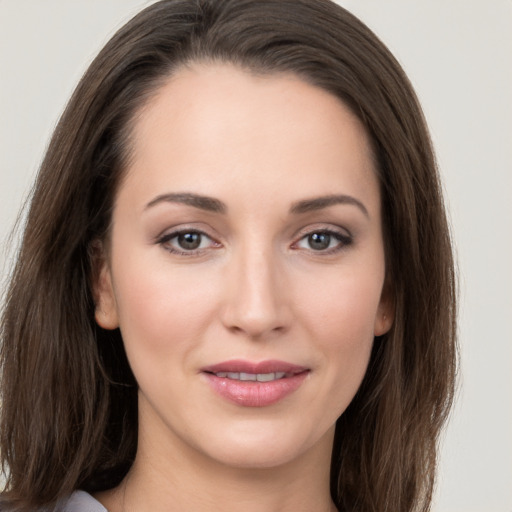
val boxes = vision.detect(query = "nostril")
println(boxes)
[219,257,291,337]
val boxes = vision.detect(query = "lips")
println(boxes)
[212,371,286,382]
[201,359,309,407]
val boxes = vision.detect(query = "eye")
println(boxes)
[157,229,219,254]
[295,230,352,252]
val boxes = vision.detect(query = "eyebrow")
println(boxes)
[145,192,227,213]
[144,192,368,217]
[290,194,369,217]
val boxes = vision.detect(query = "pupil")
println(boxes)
[308,232,330,250]
[178,232,201,250]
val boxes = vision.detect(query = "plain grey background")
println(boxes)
[1,1,511,511]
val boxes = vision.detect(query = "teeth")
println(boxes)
[256,373,274,382]
[214,372,287,382]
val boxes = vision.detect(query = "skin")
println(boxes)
[94,63,393,512]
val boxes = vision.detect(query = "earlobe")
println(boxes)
[91,243,119,330]
[374,310,393,336]
[374,281,394,336]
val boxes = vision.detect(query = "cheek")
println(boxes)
[111,257,220,362]
[295,267,383,385]
[299,267,383,340]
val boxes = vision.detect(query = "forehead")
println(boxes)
[121,63,379,214]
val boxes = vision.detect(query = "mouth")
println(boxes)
[208,371,288,382]
[201,360,310,407]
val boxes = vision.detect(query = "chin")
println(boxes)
[207,443,303,470]
[195,419,335,470]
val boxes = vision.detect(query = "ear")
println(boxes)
[374,278,394,336]
[90,241,119,330]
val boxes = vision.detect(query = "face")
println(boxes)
[95,63,393,471]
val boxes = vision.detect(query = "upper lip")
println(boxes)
[201,359,308,375]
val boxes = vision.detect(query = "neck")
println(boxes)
[96,416,337,512]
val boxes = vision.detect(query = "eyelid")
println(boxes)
[290,224,353,253]
[154,221,218,243]
[156,226,222,256]
[292,223,352,241]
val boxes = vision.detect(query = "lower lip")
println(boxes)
[203,372,309,407]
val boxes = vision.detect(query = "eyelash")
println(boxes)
[157,229,220,256]
[292,229,353,254]
[156,227,353,256]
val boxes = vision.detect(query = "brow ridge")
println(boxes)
[290,194,369,217]
[145,192,226,213]
[145,192,368,217]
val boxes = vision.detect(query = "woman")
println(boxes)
[0,1,457,511]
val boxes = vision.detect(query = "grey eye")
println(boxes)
[159,230,216,253]
[307,232,332,250]
[295,230,352,253]
[177,232,202,250]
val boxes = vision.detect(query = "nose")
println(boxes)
[220,243,291,339]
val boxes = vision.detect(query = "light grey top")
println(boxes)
[61,491,107,512]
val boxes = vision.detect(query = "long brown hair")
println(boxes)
[0,1,457,510]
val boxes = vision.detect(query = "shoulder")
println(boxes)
[58,491,107,512]
[0,490,107,512]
